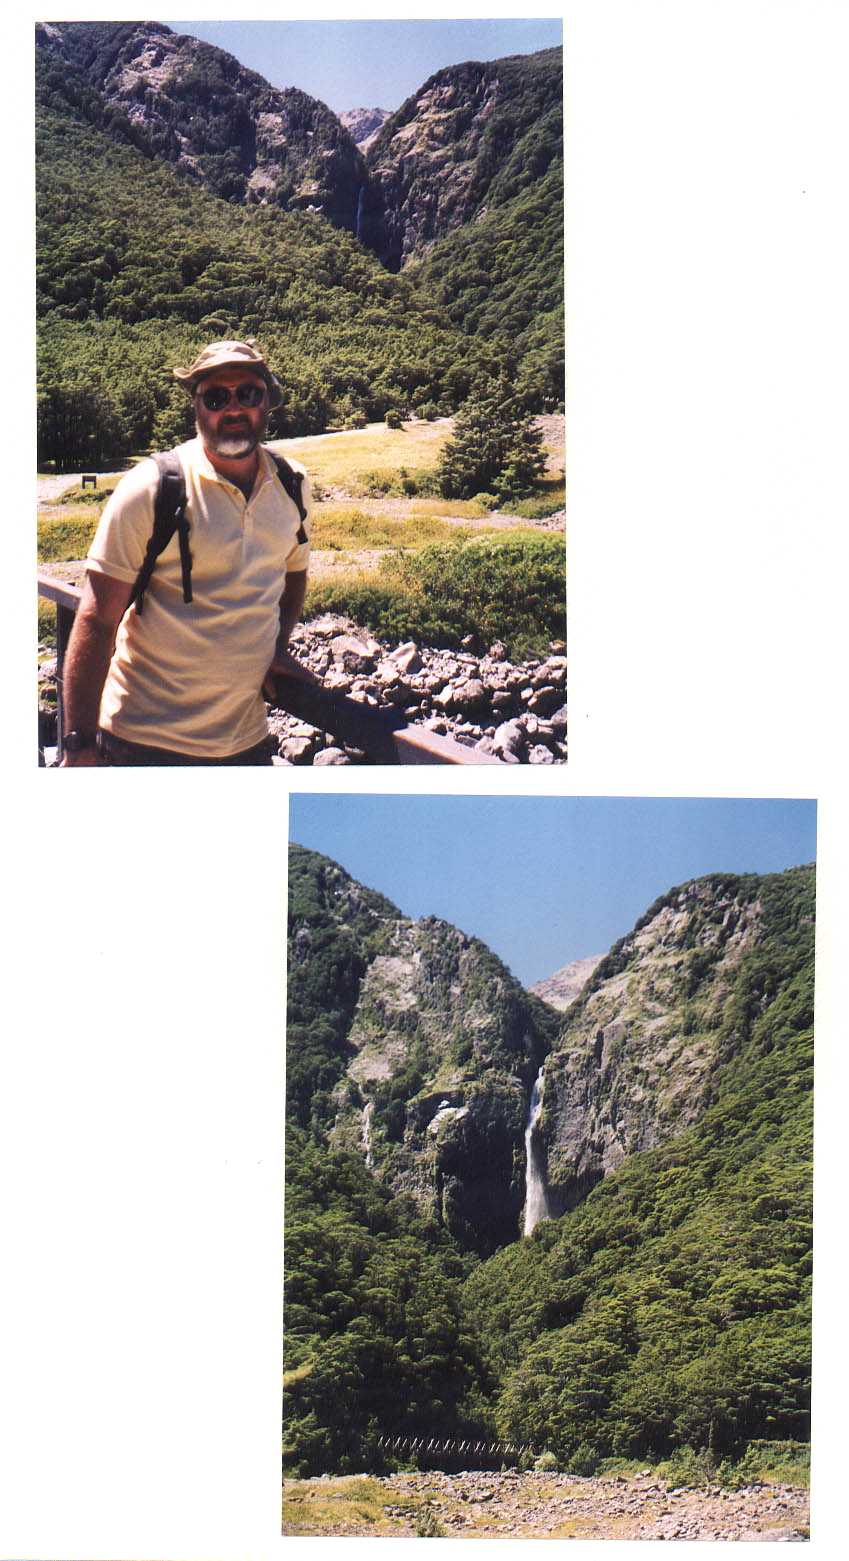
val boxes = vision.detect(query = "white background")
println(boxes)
[3,1,847,1556]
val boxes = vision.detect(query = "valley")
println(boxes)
[285,848,813,1493]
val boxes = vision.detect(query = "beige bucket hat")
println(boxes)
[173,338,284,406]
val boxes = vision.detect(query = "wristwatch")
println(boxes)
[63,730,95,753]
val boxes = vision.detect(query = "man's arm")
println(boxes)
[263,569,318,690]
[60,571,133,766]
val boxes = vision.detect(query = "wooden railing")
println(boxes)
[38,571,504,765]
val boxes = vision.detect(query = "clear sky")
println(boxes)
[289,795,817,987]
[163,18,563,114]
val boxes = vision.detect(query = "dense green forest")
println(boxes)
[284,855,813,1478]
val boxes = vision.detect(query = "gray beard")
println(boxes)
[212,431,260,458]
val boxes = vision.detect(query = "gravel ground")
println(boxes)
[285,1468,809,1541]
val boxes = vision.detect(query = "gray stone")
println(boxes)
[281,736,315,763]
[493,720,526,757]
[313,747,350,765]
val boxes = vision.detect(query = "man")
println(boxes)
[60,339,313,766]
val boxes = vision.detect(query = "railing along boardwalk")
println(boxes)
[38,570,504,765]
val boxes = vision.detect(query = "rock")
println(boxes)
[390,644,422,675]
[491,690,515,712]
[452,678,489,716]
[528,685,563,716]
[323,668,353,692]
[488,640,507,661]
[330,633,379,673]
[493,720,526,757]
[433,683,458,710]
[280,736,315,763]
[313,747,350,765]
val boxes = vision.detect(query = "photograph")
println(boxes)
[283,793,815,1541]
[7,1,846,1556]
[35,15,565,768]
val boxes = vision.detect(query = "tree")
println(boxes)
[436,379,547,501]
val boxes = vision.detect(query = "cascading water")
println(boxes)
[362,1100,374,1169]
[355,185,366,244]
[523,1067,550,1236]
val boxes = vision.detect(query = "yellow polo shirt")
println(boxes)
[86,438,311,757]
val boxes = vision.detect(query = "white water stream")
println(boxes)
[523,1067,550,1236]
[362,1100,374,1169]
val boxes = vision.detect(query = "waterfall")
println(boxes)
[355,184,366,243]
[523,1068,549,1236]
[362,1100,374,1169]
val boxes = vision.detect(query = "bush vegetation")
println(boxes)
[306,535,567,656]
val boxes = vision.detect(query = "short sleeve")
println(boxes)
[86,459,159,585]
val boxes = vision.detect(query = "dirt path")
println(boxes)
[284,1469,809,1541]
[37,474,82,502]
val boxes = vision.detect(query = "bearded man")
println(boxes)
[59,340,312,766]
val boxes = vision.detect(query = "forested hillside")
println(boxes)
[35,101,493,467]
[35,22,564,467]
[285,850,813,1477]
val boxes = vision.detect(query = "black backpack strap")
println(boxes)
[129,451,193,614]
[266,448,309,546]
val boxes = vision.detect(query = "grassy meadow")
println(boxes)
[38,417,566,655]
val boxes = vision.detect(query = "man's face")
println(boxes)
[194,367,269,459]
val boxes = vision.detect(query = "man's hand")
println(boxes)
[263,647,320,698]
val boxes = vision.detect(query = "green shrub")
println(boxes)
[306,534,566,657]
[718,1440,810,1490]
[533,1450,560,1472]
[568,1441,603,1477]
[385,409,403,429]
[658,1445,716,1489]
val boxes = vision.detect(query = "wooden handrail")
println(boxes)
[37,570,504,765]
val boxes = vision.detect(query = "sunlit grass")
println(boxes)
[273,418,452,487]
[282,1476,414,1537]
[312,506,539,553]
[37,510,100,561]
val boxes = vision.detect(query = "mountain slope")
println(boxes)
[36,19,367,229]
[465,863,814,1462]
[35,92,497,462]
[287,845,560,1256]
[359,46,563,270]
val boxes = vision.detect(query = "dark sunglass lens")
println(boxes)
[201,386,229,411]
[236,383,265,407]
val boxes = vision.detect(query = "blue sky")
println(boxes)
[289,796,817,986]
[164,18,563,114]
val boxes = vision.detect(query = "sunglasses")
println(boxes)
[197,382,267,411]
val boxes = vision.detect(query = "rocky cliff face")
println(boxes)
[37,20,561,269]
[340,107,391,150]
[359,47,563,269]
[36,19,367,231]
[290,849,813,1256]
[531,954,604,1011]
[537,877,780,1214]
[288,846,559,1256]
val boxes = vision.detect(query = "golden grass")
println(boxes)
[273,418,452,485]
[37,510,100,562]
[282,1476,414,1537]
